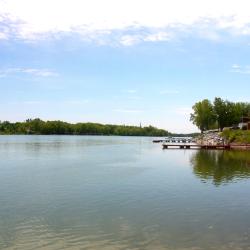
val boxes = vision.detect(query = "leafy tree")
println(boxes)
[0,119,170,136]
[213,98,250,130]
[191,97,250,132]
[190,99,215,133]
[213,97,228,131]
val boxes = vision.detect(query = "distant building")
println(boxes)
[239,117,250,130]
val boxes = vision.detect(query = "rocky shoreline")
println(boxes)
[195,131,224,145]
[195,131,250,149]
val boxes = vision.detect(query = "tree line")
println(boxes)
[0,119,170,136]
[190,97,250,132]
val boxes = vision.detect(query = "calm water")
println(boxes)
[0,136,250,250]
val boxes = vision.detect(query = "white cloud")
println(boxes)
[119,32,171,46]
[1,0,250,44]
[0,68,59,77]
[144,31,171,42]
[231,64,250,74]
[21,68,58,77]
[232,64,241,69]
[8,100,90,105]
[0,32,8,40]
[120,35,141,46]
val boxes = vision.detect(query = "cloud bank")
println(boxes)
[0,68,58,78]
[1,0,250,45]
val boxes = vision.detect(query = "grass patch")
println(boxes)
[221,129,250,144]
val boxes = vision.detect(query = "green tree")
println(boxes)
[213,97,228,131]
[190,99,215,133]
[213,98,246,130]
[0,119,170,136]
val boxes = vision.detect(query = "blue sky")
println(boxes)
[1,0,250,132]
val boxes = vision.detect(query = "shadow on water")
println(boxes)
[190,150,250,186]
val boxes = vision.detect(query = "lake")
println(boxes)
[0,135,250,250]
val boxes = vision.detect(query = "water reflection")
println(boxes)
[2,136,250,249]
[190,150,250,186]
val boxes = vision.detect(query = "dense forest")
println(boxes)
[190,97,250,132]
[0,119,170,136]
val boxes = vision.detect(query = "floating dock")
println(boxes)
[153,137,193,144]
[154,137,250,150]
[153,139,165,143]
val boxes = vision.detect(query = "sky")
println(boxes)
[1,0,250,133]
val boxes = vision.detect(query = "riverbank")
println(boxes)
[195,130,250,149]
[195,131,223,145]
[0,119,169,137]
